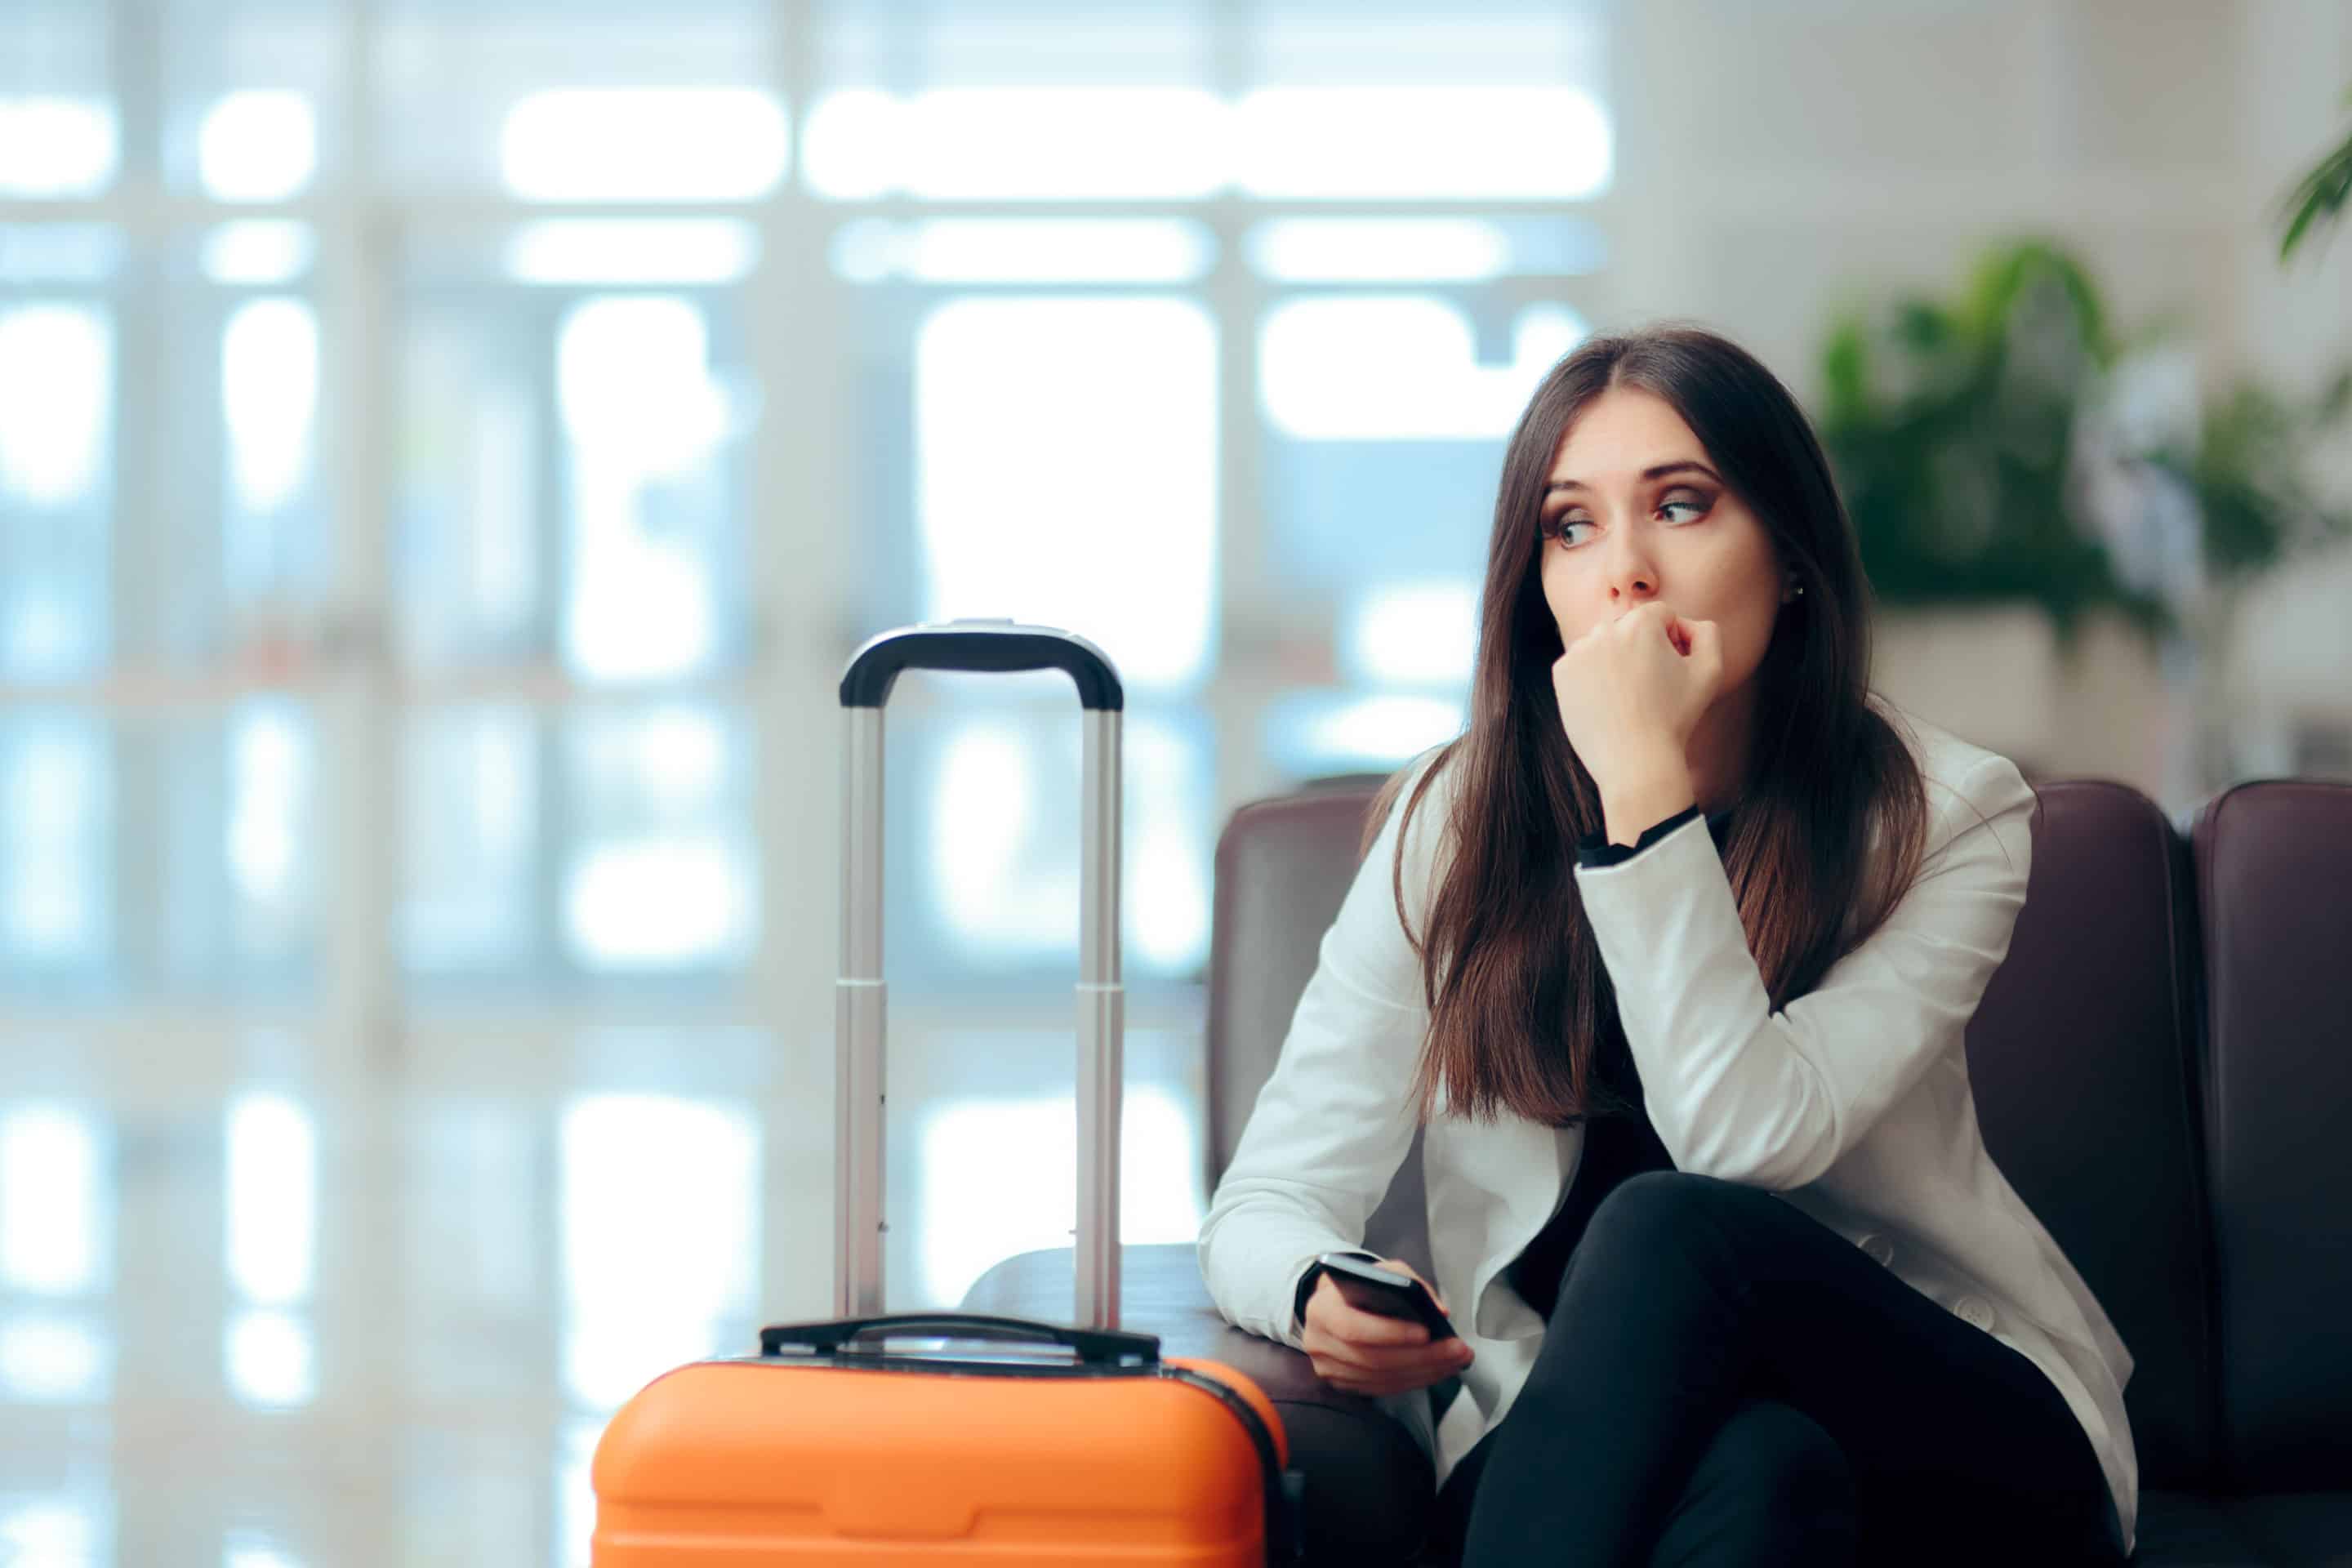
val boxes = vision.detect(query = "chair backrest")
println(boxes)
[1964,781,2218,1488]
[2191,780,2352,1492]
[1205,785,1432,1281]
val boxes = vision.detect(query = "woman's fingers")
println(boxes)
[1686,617,1723,679]
[1304,1330,1475,1395]
[1311,1334,1464,1374]
[1305,1325,1424,1368]
[1329,1303,1436,1348]
[1298,1257,1472,1396]
[1384,1261,1449,1316]
[1314,1352,1470,1396]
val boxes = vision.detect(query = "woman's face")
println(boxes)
[1535,386,1789,705]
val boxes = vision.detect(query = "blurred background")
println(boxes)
[2,0,2350,1561]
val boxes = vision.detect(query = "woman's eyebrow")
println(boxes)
[1544,461,1722,496]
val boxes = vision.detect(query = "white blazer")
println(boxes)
[1197,713,2139,1557]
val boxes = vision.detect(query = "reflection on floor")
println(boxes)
[0,1008,1209,1566]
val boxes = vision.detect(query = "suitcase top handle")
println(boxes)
[761,1313,1160,1367]
[840,620,1125,711]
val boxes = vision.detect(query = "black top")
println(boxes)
[1293,803,1735,1332]
[1575,799,1727,868]
[1515,804,1735,1318]
[1508,1094,1677,1318]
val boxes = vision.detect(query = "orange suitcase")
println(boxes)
[591,622,1303,1565]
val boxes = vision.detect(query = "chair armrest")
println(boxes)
[959,1241,1370,1414]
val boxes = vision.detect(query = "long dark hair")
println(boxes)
[1367,324,1929,1129]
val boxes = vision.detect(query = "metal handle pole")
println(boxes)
[835,706,887,1318]
[1076,709,1124,1330]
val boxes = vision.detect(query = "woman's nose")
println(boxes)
[1606,541,1659,601]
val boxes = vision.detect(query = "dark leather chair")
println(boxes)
[964,777,2352,1566]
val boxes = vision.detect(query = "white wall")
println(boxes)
[1601,0,2352,807]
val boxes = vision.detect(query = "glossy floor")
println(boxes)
[0,1008,1211,1566]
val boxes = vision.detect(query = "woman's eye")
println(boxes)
[1545,495,1705,546]
[1548,518,1595,547]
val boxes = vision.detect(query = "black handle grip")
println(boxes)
[840,621,1124,711]
[760,1313,1160,1365]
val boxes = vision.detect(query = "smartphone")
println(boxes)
[1314,1252,1457,1341]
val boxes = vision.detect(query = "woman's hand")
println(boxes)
[1551,601,1720,814]
[1300,1258,1474,1397]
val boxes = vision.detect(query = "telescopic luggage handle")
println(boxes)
[835,620,1127,1330]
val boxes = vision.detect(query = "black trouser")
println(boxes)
[1433,1171,2126,1566]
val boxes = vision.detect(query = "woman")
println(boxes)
[1197,326,2136,1565]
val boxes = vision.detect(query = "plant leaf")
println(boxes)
[2278,124,2352,262]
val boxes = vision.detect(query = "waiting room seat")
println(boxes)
[966,776,2352,1566]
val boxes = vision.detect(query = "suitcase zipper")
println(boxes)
[1156,1364,1303,1566]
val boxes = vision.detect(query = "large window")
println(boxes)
[2,2,1615,1001]
[0,3,1614,1561]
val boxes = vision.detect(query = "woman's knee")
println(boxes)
[1532,1173,1753,1343]
[1655,1398,1856,1568]
[1580,1169,1752,1258]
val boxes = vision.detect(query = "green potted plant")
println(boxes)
[2136,370,2352,785]
[2117,94,2352,782]
[2278,86,2352,263]
[1810,241,2172,769]
[1813,237,2350,790]
[1816,238,2169,647]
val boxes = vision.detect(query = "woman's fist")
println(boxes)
[1550,600,1722,791]
[1300,1258,1474,1397]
